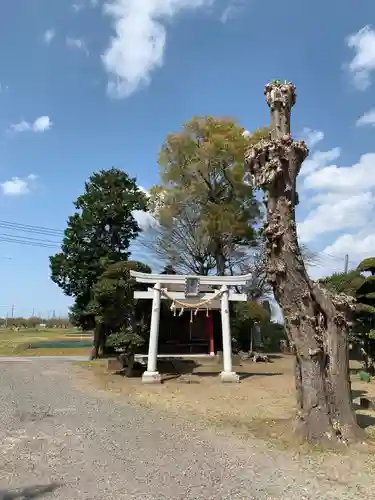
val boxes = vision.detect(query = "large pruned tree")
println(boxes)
[246,80,363,444]
[149,117,269,275]
[49,168,147,357]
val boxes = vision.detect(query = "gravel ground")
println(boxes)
[0,360,373,500]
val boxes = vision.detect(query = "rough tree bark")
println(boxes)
[245,81,364,444]
[90,322,106,360]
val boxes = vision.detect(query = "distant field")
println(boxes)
[0,328,92,356]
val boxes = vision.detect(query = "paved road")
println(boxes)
[0,360,371,500]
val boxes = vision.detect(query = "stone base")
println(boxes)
[142,371,162,384]
[219,371,240,383]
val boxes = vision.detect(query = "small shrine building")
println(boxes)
[130,270,252,383]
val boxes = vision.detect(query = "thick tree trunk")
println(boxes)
[246,81,364,445]
[90,323,106,360]
[215,253,226,276]
[266,198,361,443]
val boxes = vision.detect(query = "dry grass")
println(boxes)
[75,355,375,448]
[70,356,375,489]
[73,355,375,495]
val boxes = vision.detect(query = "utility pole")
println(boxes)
[344,254,349,274]
[11,304,14,319]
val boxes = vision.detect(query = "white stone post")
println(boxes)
[142,282,162,384]
[220,285,240,383]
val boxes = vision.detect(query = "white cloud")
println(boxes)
[11,116,53,134]
[220,0,246,23]
[297,141,375,274]
[304,229,375,280]
[33,116,53,132]
[43,28,56,45]
[72,3,84,12]
[133,210,158,230]
[303,152,375,192]
[132,186,156,229]
[346,25,375,90]
[324,231,375,260]
[139,186,150,197]
[300,128,324,149]
[356,108,375,127]
[1,174,37,196]
[66,37,89,55]
[102,0,214,98]
[300,147,341,176]
[298,191,374,243]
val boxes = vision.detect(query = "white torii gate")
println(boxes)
[130,270,252,384]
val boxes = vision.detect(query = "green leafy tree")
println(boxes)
[49,168,147,356]
[91,260,151,334]
[149,117,269,275]
[320,258,375,372]
[89,260,151,358]
[231,300,271,351]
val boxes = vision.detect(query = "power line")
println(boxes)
[0,232,60,245]
[0,219,63,235]
[0,219,63,250]
[318,250,357,265]
[0,220,63,237]
[0,236,59,249]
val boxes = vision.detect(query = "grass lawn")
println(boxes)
[0,328,92,356]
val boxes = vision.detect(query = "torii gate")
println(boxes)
[130,270,253,384]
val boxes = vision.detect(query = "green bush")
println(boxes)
[359,371,372,383]
[107,325,147,354]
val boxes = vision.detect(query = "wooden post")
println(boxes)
[142,282,162,383]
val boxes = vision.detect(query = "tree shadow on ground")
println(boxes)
[185,371,284,381]
[356,412,375,429]
[113,357,284,382]
[0,483,60,499]
[351,389,375,430]
[264,354,283,360]
[352,389,368,399]
[157,359,283,382]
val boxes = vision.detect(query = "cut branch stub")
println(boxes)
[265,81,296,139]
[245,136,308,194]
[265,81,296,109]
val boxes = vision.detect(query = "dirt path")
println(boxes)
[0,360,373,499]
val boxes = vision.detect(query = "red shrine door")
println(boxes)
[161,310,215,355]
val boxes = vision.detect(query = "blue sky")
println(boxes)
[1,0,375,317]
